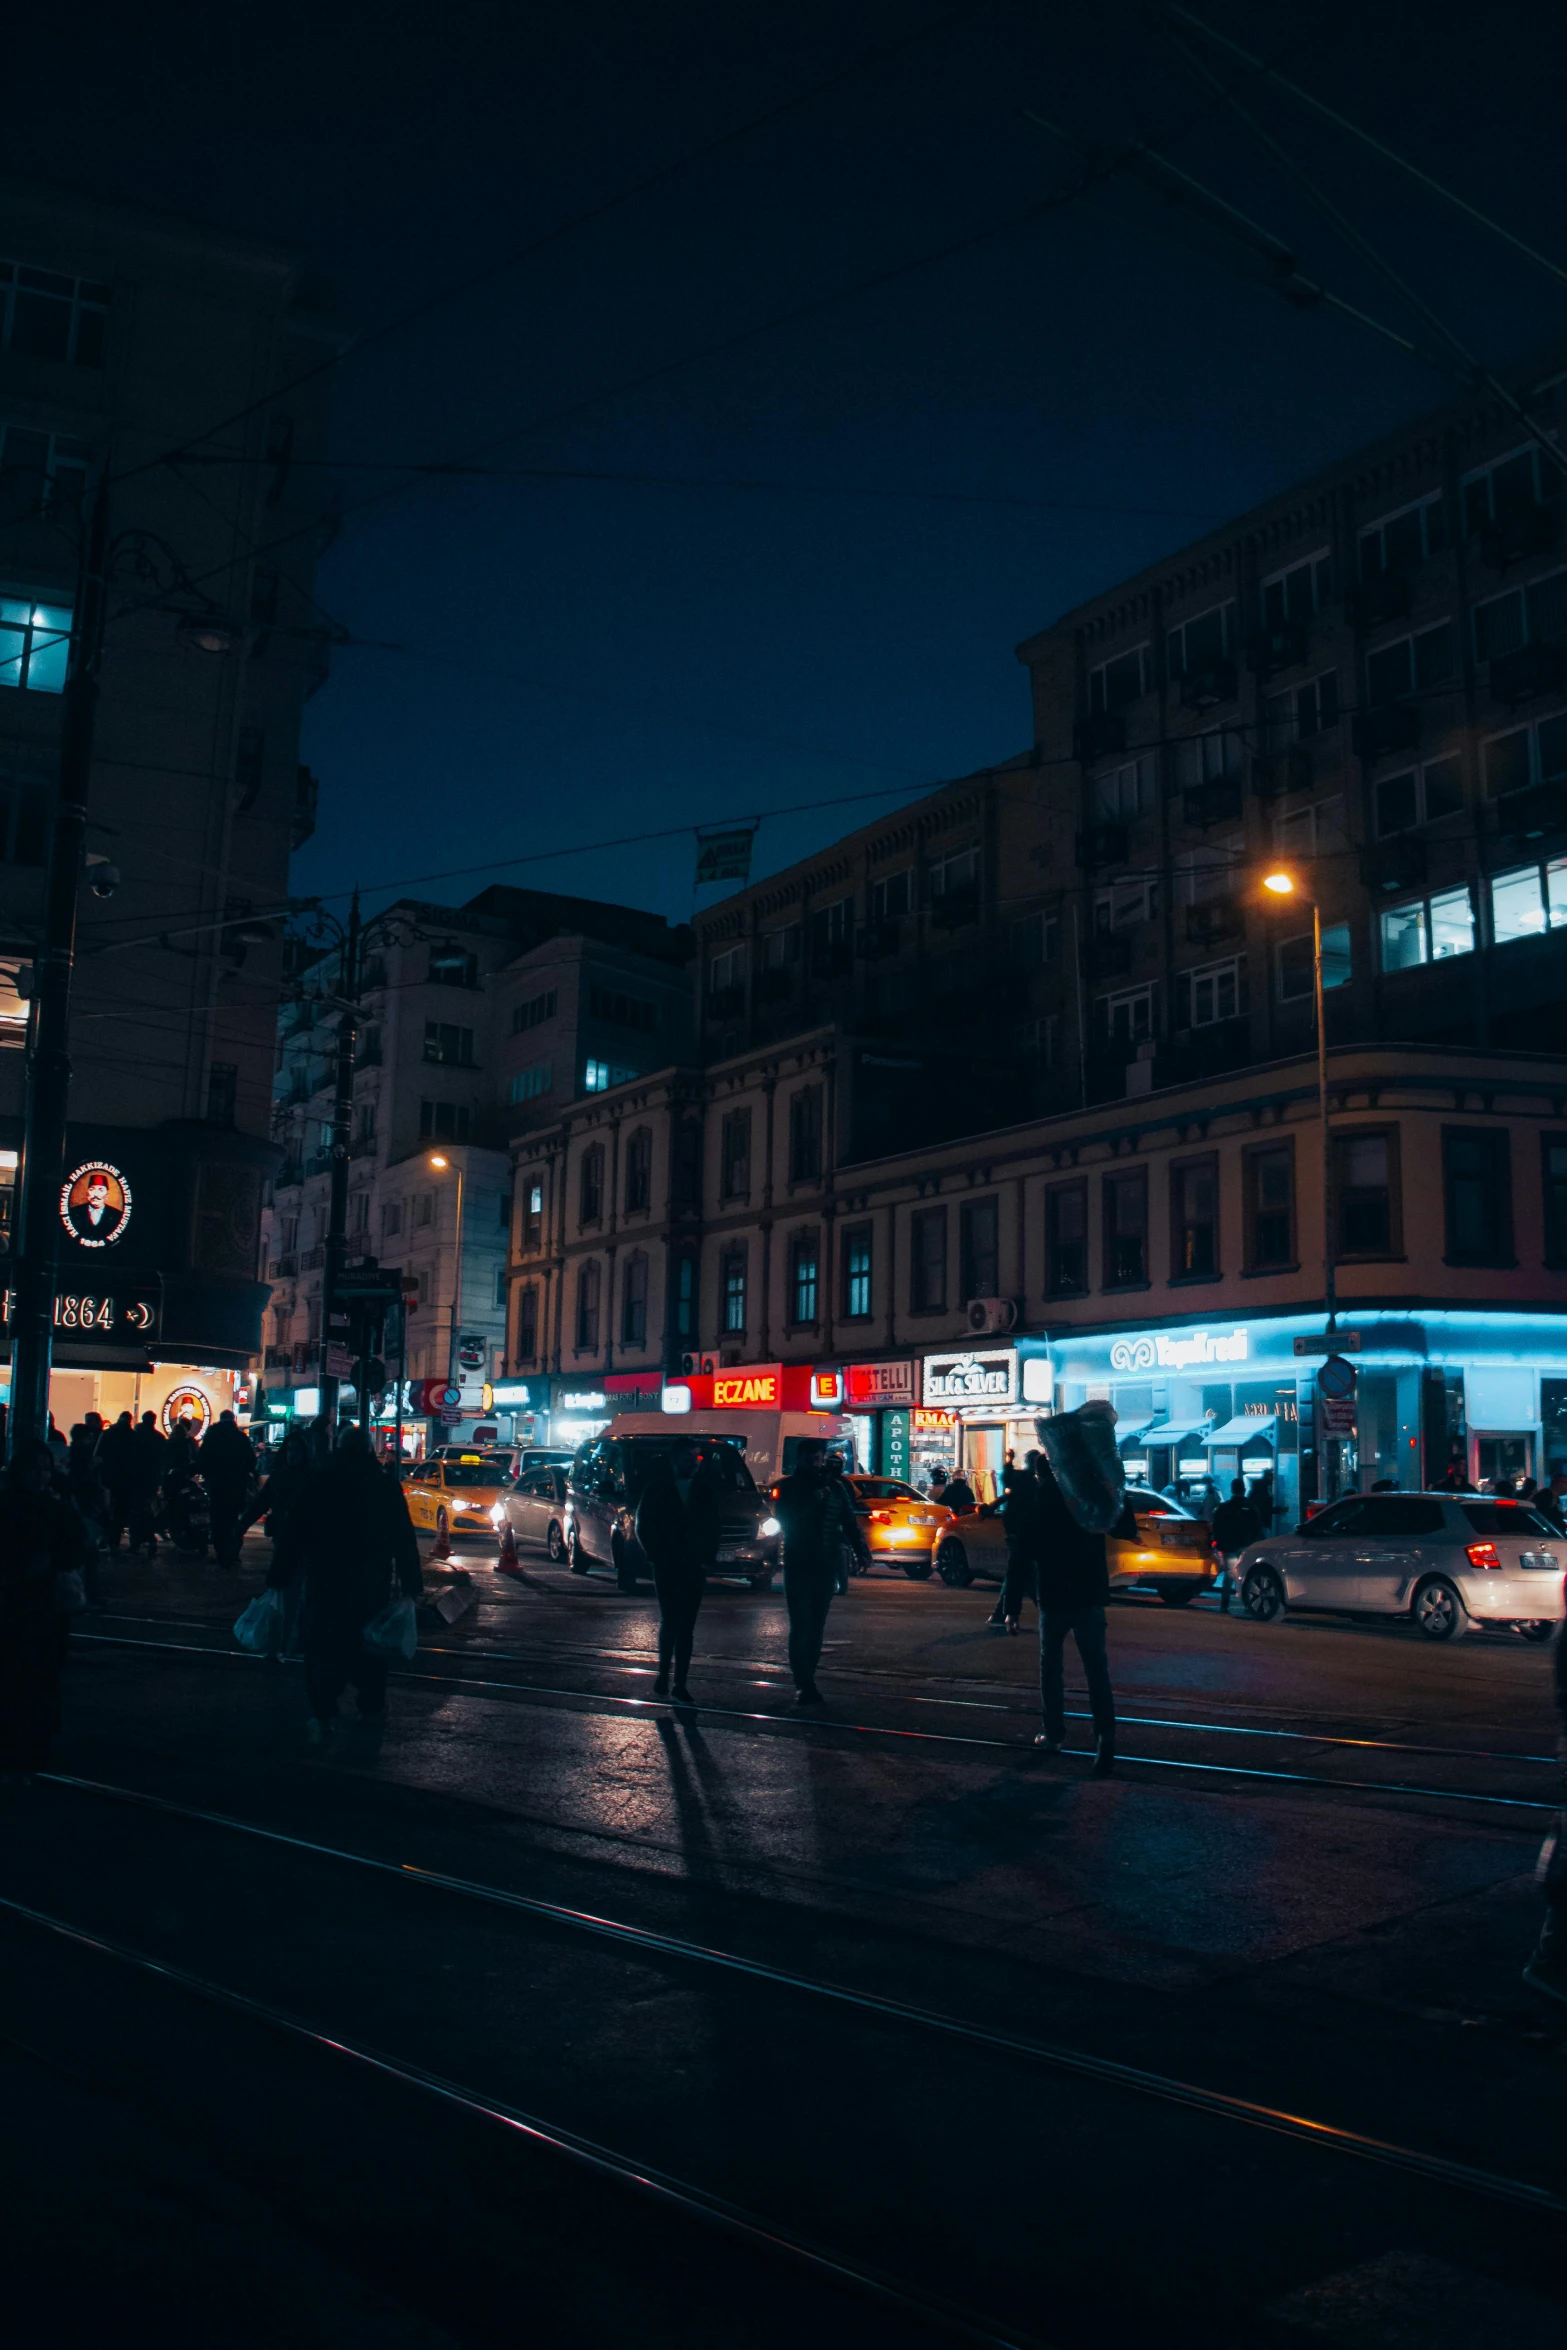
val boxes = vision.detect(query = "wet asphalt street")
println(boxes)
[4,1529,1565,2349]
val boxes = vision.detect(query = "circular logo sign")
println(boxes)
[59,1159,132,1250]
[161,1384,213,1437]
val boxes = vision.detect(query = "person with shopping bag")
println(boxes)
[268,1427,421,1754]
[1032,1403,1135,1778]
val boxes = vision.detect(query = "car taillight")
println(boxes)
[867,1510,893,1524]
[1465,1541,1500,1570]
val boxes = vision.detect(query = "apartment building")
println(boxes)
[0,173,336,1429]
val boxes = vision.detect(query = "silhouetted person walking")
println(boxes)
[127,1412,168,1555]
[200,1409,256,1566]
[1211,1478,1263,1614]
[994,1449,1043,1629]
[270,1429,421,1753]
[0,1441,90,1778]
[774,1439,868,1707]
[1033,1456,1122,1775]
[95,1410,138,1553]
[634,1438,720,1706]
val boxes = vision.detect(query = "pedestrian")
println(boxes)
[269,1427,422,1754]
[0,1440,91,1779]
[1248,1469,1276,1530]
[993,1449,1043,1630]
[1032,1454,1123,1776]
[199,1409,256,1566]
[1537,1469,1567,1536]
[774,1437,869,1708]
[64,1423,109,1604]
[823,1452,859,1592]
[941,1466,977,1515]
[1522,1600,1567,2008]
[94,1410,138,1553]
[1211,1477,1263,1614]
[127,1411,168,1555]
[244,1428,313,1652]
[634,1437,720,1707]
[926,1466,950,1506]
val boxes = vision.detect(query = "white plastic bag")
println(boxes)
[1036,1401,1127,1533]
[234,1587,285,1656]
[363,1595,418,1660]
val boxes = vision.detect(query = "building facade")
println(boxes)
[0,173,337,1432]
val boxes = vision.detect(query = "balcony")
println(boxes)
[1490,640,1567,706]
[270,1254,298,1280]
[1352,703,1421,760]
[1185,896,1244,947]
[298,1245,326,1272]
[1249,623,1308,679]
[752,966,796,1003]
[1073,710,1126,763]
[856,919,901,959]
[1181,776,1245,829]
[1251,744,1316,799]
[1178,658,1238,711]
[1084,932,1133,979]
[928,887,980,932]
[1361,836,1427,895]
[1076,821,1129,872]
[1480,505,1560,569]
[706,985,745,1019]
[1348,570,1412,630]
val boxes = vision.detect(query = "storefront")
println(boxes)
[838,1359,918,1479]
[1047,1310,1567,1518]
[919,1344,1054,1502]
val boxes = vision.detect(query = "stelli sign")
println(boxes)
[845,1360,916,1410]
[1108,1327,1248,1375]
[922,1349,1018,1409]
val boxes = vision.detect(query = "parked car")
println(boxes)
[405,1453,516,1544]
[566,1425,781,1591]
[934,1492,1220,1605]
[501,1463,571,1561]
[840,1476,952,1578]
[1236,1492,1566,1641]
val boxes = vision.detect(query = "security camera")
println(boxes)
[87,857,121,899]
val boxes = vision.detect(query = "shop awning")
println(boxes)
[1139,1419,1214,1448]
[1206,1413,1277,1445]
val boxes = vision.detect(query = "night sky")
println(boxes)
[9,0,1566,920]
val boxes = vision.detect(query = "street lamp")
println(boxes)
[1260,867,1336,1334]
[428,1150,465,1416]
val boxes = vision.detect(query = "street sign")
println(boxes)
[1320,1397,1357,1435]
[1318,1354,1358,1400]
[1294,1331,1363,1356]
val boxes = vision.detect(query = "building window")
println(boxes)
[413,1192,435,1228]
[1173,730,1243,792]
[1090,755,1156,822]
[1378,887,1474,970]
[720,1108,751,1200]
[0,774,50,864]
[1094,875,1160,932]
[1265,670,1338,745]
[1374,755,1464,835]
[575,1260,601,1351]
[1443,1129,1512,1266]
[927,846,980,913]
[1334,1129,1400,1259]
[1245,1143,1295,1270]
[205,1061,238,1128]
[349,1190,370,1235]
[1045,1184,1087,1295]
[1176,955,1246,1028]
[0,259,109,365]
[708,944,744,998]
[1461,446,1546,535]
[588,983,657,1033]
[523,1181,543,1249]
[1489,856,1567,945]
[517,1284,538,1360]
[511,989,557,1033]
[1365,620,1456,705]
[810,897,854,964]
[419,1100,471,1141]
[1166,601,1234,676]
[1276,924,1352,1000]
[672,1121,702,1211]
[0,597,71,694]
[1482,714,1567,802]
[1102,1168,1148,1288]
[789,1233,819,1327]
[494,1265,508,1308]
[1358,494,1446,577]
[624,1128,652,1213]
[427,945,478,987]
[1271,795,1347,863]
[869,870,912,922]
[721,1247,747,1334]
[579,1144,605,1226]
[759,923,802,969]
[381,1199,403,1237]
[960,1196,999,1301]
[910,1205,947,1312]
[584,1058,639,1092]
[788,1085,823,1181]
[1015,1013,1061,1067]
[509,1061,553,1104]
[1171,1156,1218,1279]
[1099,983,1156,1045]
[1261,553,1331,629]
[1006,909,1059,967]
[841,1224,872,1319]
[424,1021,474,1066]
[674,1254,697,1344]
[1542,1135,1567,1267]
[622,1253,649,1348]
[1087,643,1150,712]
[0,424,91,522]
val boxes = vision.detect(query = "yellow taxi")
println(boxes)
[842,1476,953,1579]
[405,1453,516,1544]
[933,1488,1220,1605]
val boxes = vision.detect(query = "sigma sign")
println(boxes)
[1108,1327,1249,1374]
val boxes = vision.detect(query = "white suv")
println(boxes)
[1236,1493,1564,1642]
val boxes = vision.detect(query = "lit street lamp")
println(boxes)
[1261,866,1336,1334]
[427,1151,466,1417]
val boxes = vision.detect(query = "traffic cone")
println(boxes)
[496,1523,520,1578]
[434,1518,453,1563]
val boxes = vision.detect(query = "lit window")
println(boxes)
[0,598,71,693]
[1490,859,1567,946]
[1380,888,1474,970]
[509,1061,552,1103]
[584,1058,639,1092]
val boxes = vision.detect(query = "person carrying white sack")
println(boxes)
[268,1426,422,1754]
[1031,1400,1137,1778]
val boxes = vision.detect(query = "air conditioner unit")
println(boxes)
[966,1297,1018,1336]
[680,1352,717,1377]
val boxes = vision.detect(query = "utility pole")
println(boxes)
[8,491,110,1456]
[316,888,360,1452]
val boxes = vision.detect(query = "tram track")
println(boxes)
[73,1627,1559,1818]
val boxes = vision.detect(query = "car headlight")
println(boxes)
[488,1503,506,1526]
[760,1516,781,1537]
